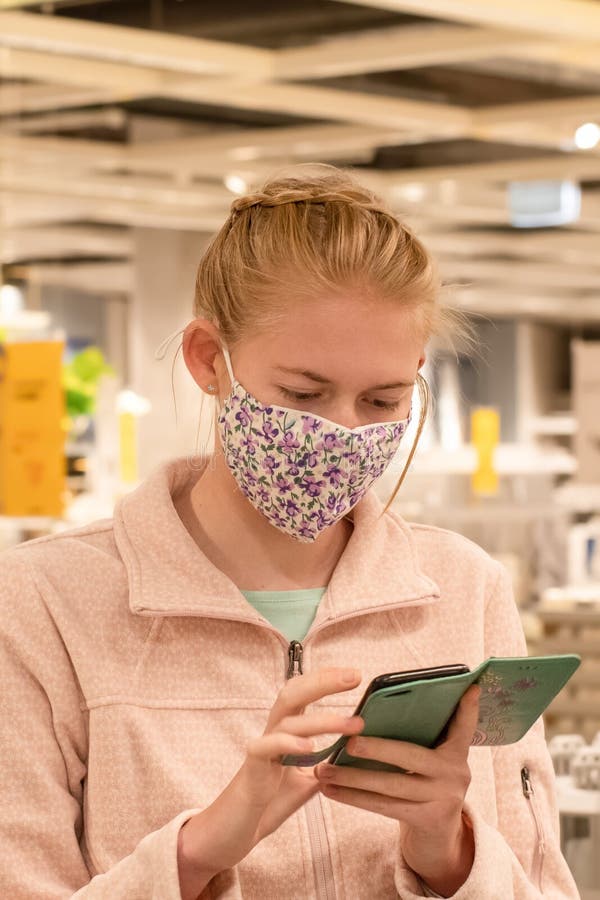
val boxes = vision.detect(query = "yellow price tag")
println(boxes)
[471,407,499,496]
[119,411,138,484]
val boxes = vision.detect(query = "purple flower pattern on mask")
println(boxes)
[302,416,321,434]
[262,454,280,474]
[216,377,411,542]
[300,474,326,497]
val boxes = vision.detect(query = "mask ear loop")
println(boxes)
[381,371,429,516]
[154,326,187,430]
[154,327,185,361]
[190,389,217,471]
[156,324,224,470]
[191,335,224,471]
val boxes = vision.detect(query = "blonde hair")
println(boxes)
[192,162,475,514]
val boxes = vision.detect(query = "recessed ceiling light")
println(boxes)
[224,174,248,194]
[574,122,600,150]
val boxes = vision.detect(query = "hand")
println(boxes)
[314,683,481,895]
[177,667,364,893]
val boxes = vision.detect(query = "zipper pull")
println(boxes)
[287,640,304,679]
[521,765,533,797]
[521,765,546,857]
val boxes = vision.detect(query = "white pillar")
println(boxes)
[129,226,215,479]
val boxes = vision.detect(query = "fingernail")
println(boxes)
[343,715,362,726]
[342,669,360,683]
[318,764,335,779]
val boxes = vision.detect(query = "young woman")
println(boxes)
[0,165,580,899]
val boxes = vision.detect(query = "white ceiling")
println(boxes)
[2,0,600,321]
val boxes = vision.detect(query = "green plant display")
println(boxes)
[62,346,117,419]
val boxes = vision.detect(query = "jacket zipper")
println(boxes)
[520,765,546,892]
[287,640,304,678]
[287,639,337,900]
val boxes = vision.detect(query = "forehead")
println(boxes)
[254,294,424,370]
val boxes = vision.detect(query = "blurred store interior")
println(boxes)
[2,0,600,894]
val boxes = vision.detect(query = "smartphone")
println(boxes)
[329,663,470,773]
[279,653,581,771]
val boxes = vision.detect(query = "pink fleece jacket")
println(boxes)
[0,454,581,899]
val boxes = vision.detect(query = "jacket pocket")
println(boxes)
[521,764,546,892]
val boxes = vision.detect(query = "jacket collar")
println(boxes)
[113,455,441,623]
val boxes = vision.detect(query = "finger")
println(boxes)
[345,735,438,776]
[315,763,432,802]
[276,712,364,738]
[440,684,481,753]
[247,732,316,765]
[248,714,363,765]
[267,667,362,725]
[319,782,422,824]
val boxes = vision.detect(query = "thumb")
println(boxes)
[443,683,481,750]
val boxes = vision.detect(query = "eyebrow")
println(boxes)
[274,366,414,390]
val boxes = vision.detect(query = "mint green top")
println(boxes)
[240,587,327,642]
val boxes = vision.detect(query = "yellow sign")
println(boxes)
[119,411,138,484]
[471,407,500,496]
[0,340,67,517]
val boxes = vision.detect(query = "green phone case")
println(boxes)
[280,653,581,771]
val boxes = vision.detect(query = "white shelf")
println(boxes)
[388,443,575,476]
[530,413,576,436]
[556,775,600,816]
[554,482,600,513]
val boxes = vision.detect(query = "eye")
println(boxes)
[279,388,320,401]
[371,399,402,411]
[279,388,402,411]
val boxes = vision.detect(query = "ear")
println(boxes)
[182,318,225,393]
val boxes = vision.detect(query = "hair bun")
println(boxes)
[230,188,343,215]
[230,193,269,214]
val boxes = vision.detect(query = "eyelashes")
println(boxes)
[278,388,402,411]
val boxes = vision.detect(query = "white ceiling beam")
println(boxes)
[0,11,271,77]
[331,0,600,42]
[522,39,600,76]
[474,95,600,131]
[0,124,431,182]
[0,133,128,169]
[2,107,127,134]
[274,23,544,80]
[440,258,600,290]
[0,0,46,6]
[0,47,182,94]
[0,189,226,231]
[0,225,132,263]
[15,261,133,293]
[159,76,469,132]
[126,122,419,164]
[423,228,600,264]
[374,154,600,185]
[452,285,600,322]
[0,195,111,226]
[0,165,231,207]
[0,48,469,133]
[0,82,122,115]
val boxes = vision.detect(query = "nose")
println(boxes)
[326,402,365,430]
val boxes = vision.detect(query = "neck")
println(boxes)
[176,450,354,591]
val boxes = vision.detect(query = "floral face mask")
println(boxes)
[216,345,412,542]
